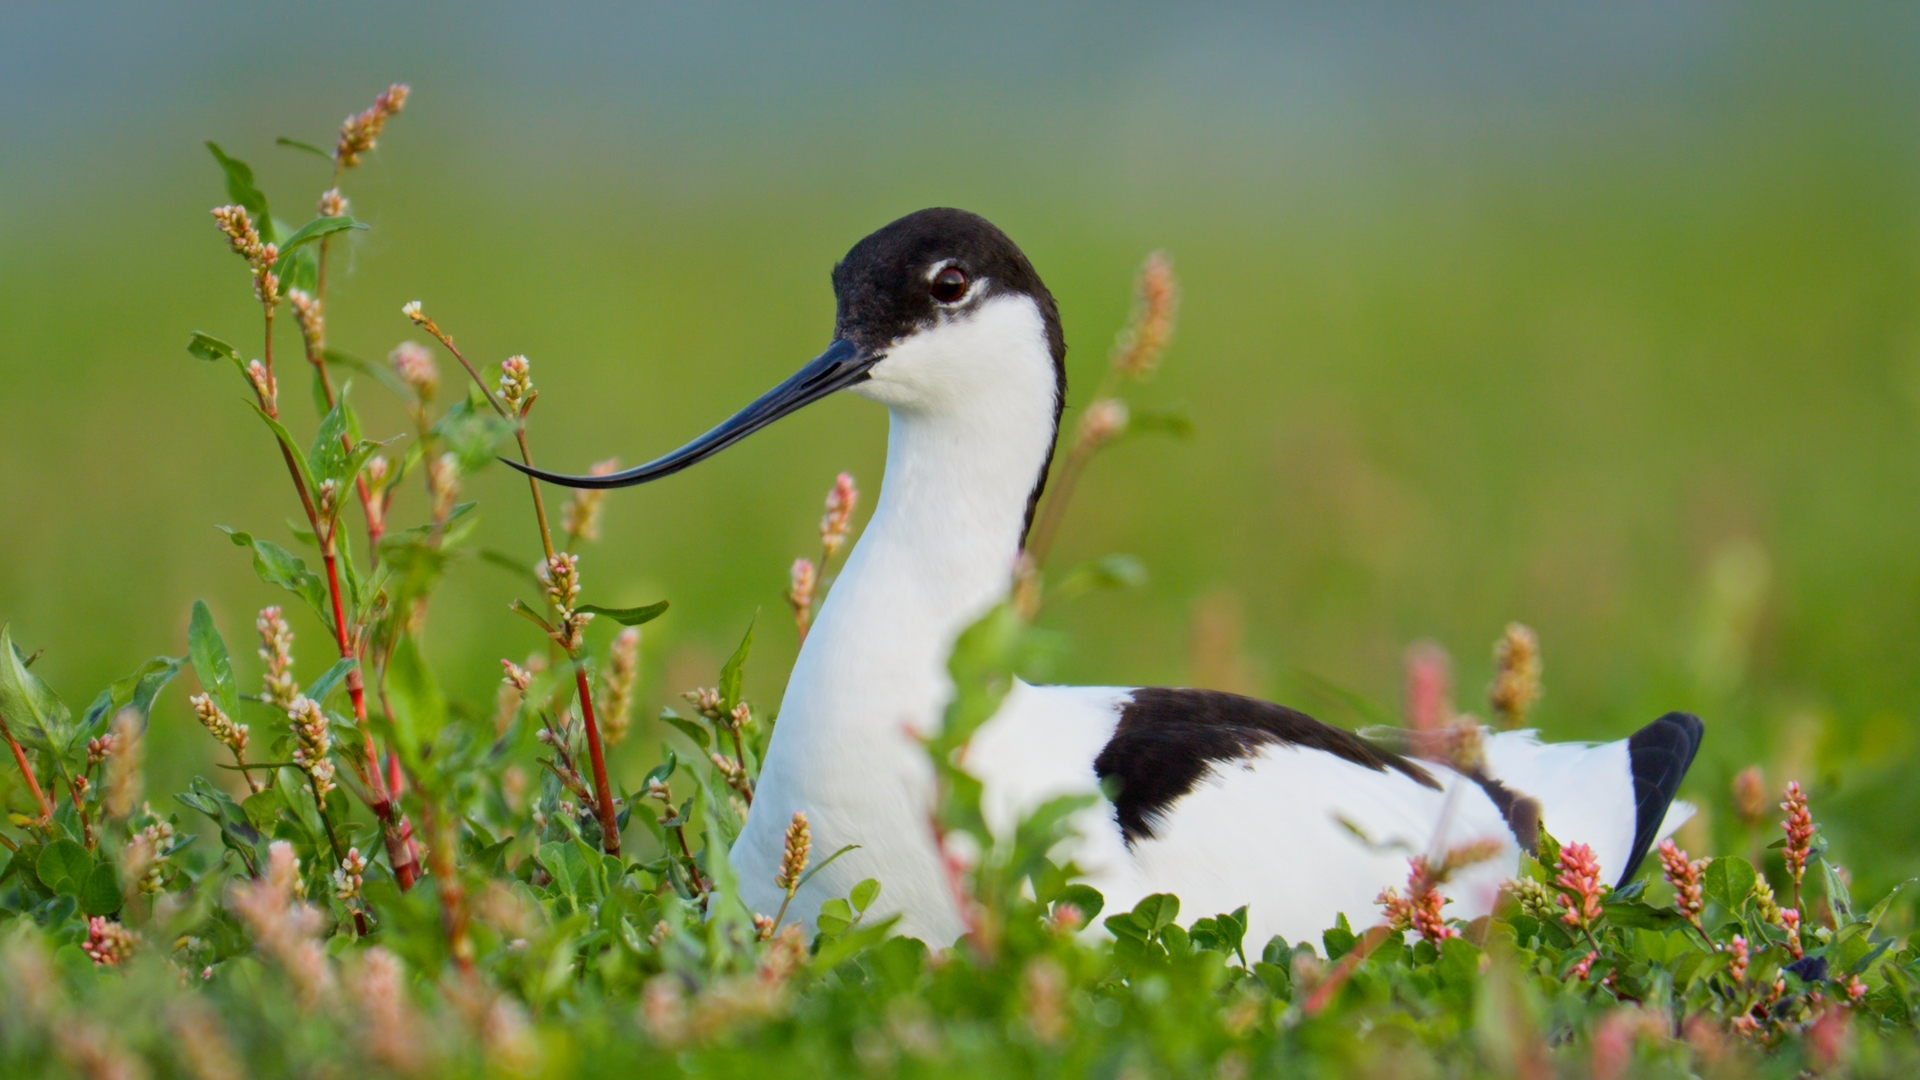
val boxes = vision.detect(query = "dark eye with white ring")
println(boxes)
[929,265,968,304]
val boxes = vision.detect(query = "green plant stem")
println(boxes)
[309,772,345,864]
[428,319,617,858]
[770,886,798,936]
[730,726,749,791]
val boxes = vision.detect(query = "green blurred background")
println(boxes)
[4,3,1920,889]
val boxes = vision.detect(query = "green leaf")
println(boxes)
[178,778,264,872]
[1703,856,1758,913]
[1324,912,1357,959]
[278,243,319,295]
[850,878,881,914]
[303,658,357,706]
[80,862,123,916]
[431,400,516,474]
[248,402,318,499]
[719,616,755,711]
[1134,893,1181,934]
[1824,859,1855,924]
[205,141,273,242]
[809,914,901,971]
[1603,899,1688,932]
[276,136,333,161]
[322,347,411,399]
[188,600,238,716]
[186,331,249,380]
[276,215,363,258]
[219,529,332,630]
[34,839,91,896]
[1054,553,1147,600]
[1861,878,1916,933]
[384,633,446,762]
[660,711,712,751]
[0,625,73,757]
[509,599,554,635]
[79,656,185,737]
[578,601,669,627]
[1054,883,1106,923]
[538,842,577,900]
[816,897,854,936]
[478,549,543,587]
[308,395,354,488]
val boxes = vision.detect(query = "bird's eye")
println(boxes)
[929,265,969,304]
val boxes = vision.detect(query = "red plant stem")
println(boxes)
[251,238,418,892]
[425,801,474,974]
[308,360,386,561]
[1303,925,1392,1017]
[731,728,750,797]
[0,719,54,825]
[318,538,419,890]
[574,665,621,857]
[674,825,706,893]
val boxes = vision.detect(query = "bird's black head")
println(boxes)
[831,208,1065,375]
[502,208,1067,540]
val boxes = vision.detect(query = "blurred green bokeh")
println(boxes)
[4,4,1920,890]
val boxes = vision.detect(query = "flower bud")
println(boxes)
[389,340,439,400]
[820,473,859,560]
[499,355,534,415]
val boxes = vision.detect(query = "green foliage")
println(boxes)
[578,601,670,626]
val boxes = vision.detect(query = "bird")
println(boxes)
[507,207,1704,947]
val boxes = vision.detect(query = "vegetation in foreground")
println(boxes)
[2,86,1918,1079]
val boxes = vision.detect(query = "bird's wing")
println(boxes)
[1480,712,1702,887]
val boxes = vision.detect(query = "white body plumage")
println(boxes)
[727,291,1690,946]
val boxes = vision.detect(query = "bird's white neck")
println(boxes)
[735,296,1060,932]
[796,292,1061,741]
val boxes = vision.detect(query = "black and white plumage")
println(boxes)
[510,208,1705,946]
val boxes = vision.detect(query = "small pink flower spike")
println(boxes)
[1554,842,1605,931]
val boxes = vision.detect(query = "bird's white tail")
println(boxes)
[1479,712,1703,887]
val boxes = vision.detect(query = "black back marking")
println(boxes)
[1467,772,1543,855]
[1094,687,1439,845]
[1621,711,1704,887]
[830,208,1066,545]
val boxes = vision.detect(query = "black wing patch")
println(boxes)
[1094,687,1438,845]
[1620,711,1705,887]
[1467,773,1543,856]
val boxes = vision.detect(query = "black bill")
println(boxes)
[501,338,879,490]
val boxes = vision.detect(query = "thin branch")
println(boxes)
[0,714,55,825]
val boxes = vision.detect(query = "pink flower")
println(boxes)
[1726,935,1750,983]
[1554,842,1606,930]
[1378,856,1460,945]
[1781,781,1815,888]
[1657,839,1706,930]
[1570,950,1598,981]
